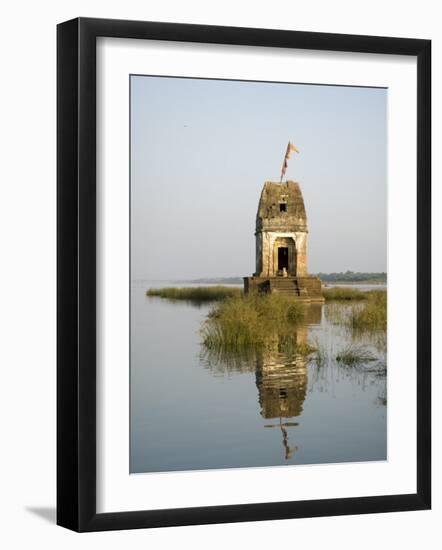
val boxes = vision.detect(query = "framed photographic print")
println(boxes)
[57,17,431,531]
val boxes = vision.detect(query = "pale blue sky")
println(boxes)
[131,75,387,280]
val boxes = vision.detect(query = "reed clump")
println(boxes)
[323,287,369,301]
[336,345,377,366]
[146,286,242,303]
[324,290,387,332]
[202,293,305,352]
[349,291,387,331]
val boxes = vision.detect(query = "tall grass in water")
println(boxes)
[325,290,387,332]
[336,345,376,366]
[323,287,368,301]
[146,286,242,304]
[349,291,387,331]
[311,337,328,368]
[202,293,306,352]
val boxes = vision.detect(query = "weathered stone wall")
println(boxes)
[255,231,308,277]
[256,181,307,234]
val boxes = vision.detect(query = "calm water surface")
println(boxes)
[130,281,386,473]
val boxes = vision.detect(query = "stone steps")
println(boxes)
[243,276,324,301]
[270,279,301,296]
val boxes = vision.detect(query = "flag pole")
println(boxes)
[280,141,299,183]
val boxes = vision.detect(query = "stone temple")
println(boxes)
[243,180,323,301]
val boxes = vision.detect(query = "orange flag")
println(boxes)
[280,141,300,181]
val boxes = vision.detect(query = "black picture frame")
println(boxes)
[57,17,431,532]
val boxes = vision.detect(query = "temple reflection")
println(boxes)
[255,304,322,459]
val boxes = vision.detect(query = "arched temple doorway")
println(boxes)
[273,237,297,276]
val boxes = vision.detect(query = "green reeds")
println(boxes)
[201,293,305,352]
[325,290,387,332]
[146,286,242,303]
[336,345,377,366]
[348,291,387,331]
[323,287,369,301]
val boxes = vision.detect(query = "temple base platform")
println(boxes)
[243,276,324,302]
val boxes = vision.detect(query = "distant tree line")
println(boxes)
[182,272,387,285]
[314,271,387,283]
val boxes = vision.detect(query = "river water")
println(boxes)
[130,281,387,473]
